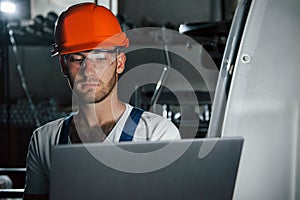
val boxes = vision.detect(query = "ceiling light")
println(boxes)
[0,1,16,14]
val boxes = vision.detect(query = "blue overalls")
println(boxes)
[58,107,144,144]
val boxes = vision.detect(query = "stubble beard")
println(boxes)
[74,72,117,104]
[79,74,117,104]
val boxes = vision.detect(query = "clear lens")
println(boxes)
[64,49,118,67]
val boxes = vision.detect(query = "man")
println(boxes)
[23,2,180,199]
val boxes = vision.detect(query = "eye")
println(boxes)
[68,55,84,62]
[95,57,107,61]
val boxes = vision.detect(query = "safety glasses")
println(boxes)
[63,48,119,68]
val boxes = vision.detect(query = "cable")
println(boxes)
[6,24,41,127]
[150,27,172,112]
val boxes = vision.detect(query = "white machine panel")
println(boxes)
[222,0,300,199]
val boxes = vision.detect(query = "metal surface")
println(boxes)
[0,189,24,198]
[207,0,253,138]
[0,168,26,172]
[221,0,300,199]
[50,138,243,200]
[7,25,41,126]
[150,44,171,110]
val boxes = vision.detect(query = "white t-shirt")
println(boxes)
[24,104,181,194]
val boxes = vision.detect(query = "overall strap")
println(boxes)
[58,114,73,145]
[119,107,144,142]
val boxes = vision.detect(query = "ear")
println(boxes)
[59,56,68,77]
[116,53,126,74]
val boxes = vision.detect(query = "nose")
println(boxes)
[81,58,96,76]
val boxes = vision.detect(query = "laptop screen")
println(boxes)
[50,137,243,200]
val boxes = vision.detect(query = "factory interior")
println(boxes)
[0,0,300,199]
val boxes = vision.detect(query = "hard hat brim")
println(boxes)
[51,32,129,57]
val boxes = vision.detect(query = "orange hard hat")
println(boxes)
[51,3,129,57]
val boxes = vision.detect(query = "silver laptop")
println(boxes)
[49,137,243,200]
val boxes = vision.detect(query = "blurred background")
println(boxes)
[0,0,237,193]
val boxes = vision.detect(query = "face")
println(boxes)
[60,48,126,103]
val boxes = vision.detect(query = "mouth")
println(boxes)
[81,82,99,90]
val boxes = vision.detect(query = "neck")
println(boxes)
[75,90,126,128]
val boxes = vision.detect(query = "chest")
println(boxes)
[58,107,144,144]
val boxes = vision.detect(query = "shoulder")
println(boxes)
[32,117,65,142]
[141,110,175,128]
[119,104,181,141]
[139,110,181,141]
[29,117,66,153]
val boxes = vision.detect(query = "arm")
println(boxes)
[24,130,50,197]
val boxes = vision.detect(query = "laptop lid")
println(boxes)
[49,137,243,200]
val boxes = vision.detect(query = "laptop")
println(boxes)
[49,137,243,200]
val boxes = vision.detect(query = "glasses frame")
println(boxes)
[63,48,120,68]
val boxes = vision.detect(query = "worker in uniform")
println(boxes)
[23,2,181,199]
